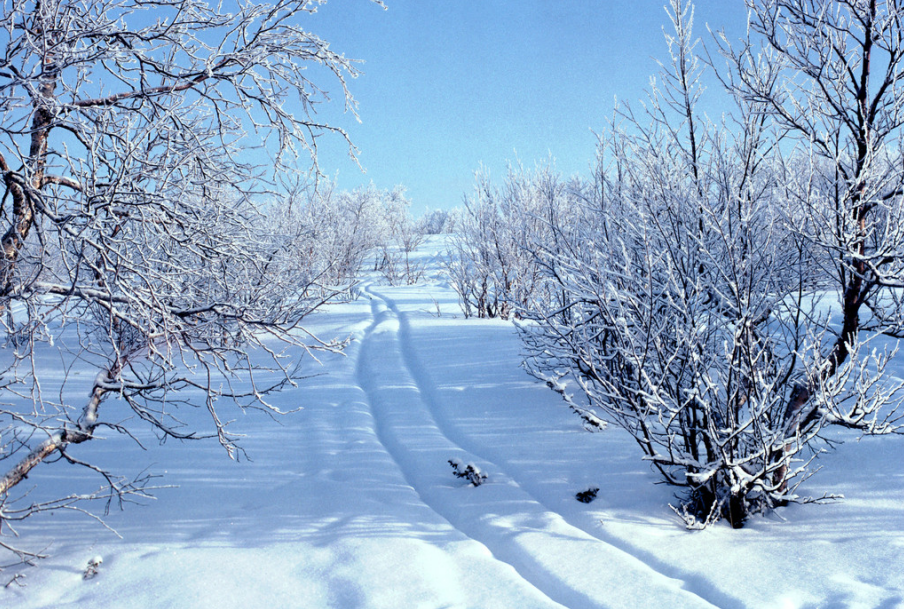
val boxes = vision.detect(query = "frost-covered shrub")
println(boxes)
[421,209,452,235]
[279,181,425,292]
[83,556,103,580]
[520,0,904,528]
[446,164,579,319]
[377,193,426,286]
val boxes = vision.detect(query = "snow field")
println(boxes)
[3,236,904,608]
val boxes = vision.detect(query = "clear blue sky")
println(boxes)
[307,1,749,214]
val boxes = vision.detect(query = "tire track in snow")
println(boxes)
[362,285,720,609]
[375,286,749,609]
[355,291,570,609]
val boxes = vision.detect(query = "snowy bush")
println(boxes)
[445,164,579,319]
[82,556,103,581]
[376,190,426,287]
[520,0,904,527]
[278,181,423,294]
[420,209,452,235]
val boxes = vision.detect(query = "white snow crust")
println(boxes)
[4,235,903,608]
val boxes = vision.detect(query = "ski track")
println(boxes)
[355,290,572,609]
[372,286,750,609]
[357,284,721,609]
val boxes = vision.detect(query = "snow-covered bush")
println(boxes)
[520,0,904,527]
[377,189,426,286]
[446,164,579,319]
[82,556,103,580]
[275,181,425,293]
[420,209,452,235]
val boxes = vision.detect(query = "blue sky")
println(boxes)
[307,1,749,214]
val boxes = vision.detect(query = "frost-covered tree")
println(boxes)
[724,0,904,492]
[374,186,426,286]
[0,0,384,565]
[294,182,383,289]
[420,208,451,235]
[447,164,577,319]
[521,0,903,527]
[280,181,422,291]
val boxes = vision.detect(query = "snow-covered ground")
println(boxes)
[4,235,904,608]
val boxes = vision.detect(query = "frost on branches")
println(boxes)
[519,0,904,527]
[445,164,582,320]
[277,181,425,295]
[0,0,384,568]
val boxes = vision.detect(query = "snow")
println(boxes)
[4,235,904,608]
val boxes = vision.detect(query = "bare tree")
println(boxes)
[520,0,903,528]
[446,163,576,319]
[0,0,383,566]
[725,0,904,493]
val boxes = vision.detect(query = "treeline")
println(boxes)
[277,181,456,294]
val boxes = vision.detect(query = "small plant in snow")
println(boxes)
[448,459,487,486]
[429,295,442,318]
[83,555,103,580]
[4,573,25,588]
[575,487,599,504]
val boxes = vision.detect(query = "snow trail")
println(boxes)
[373,286,748,609]
[353,291,568,608]
[358,285,720,609]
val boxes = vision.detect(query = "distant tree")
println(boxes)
[374,186,426,286]
[521,0,903,528]
[446,164,576,319]
[0,0,383,566]
[281,181,421,291]
[421,208,451,235]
